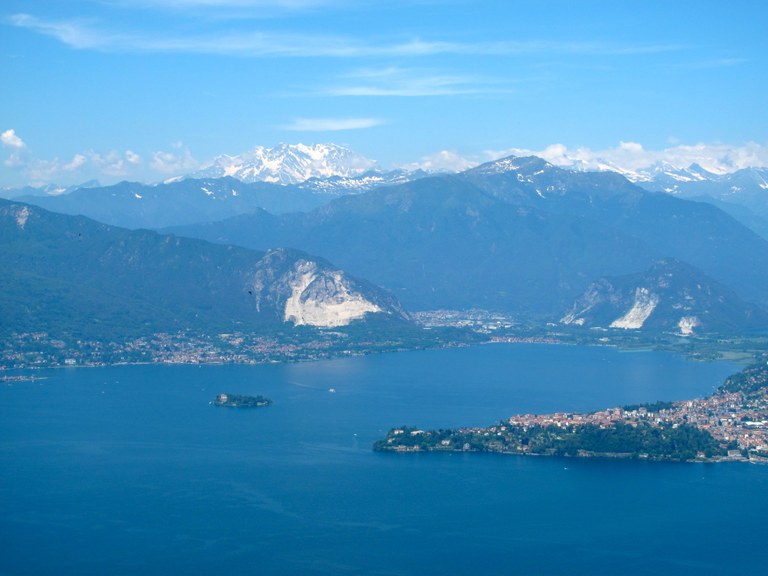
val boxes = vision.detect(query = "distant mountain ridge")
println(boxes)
[14,177,333,229]
[630,166,768,238]
[8,142,766,237]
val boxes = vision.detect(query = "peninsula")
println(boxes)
[375,360,768,462]
[212,393,272,408]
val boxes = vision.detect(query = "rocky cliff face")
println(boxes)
[251,249,408,328]
[560,259,767,335]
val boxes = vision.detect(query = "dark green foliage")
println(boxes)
[212,394,272,407]
[721,361,768,396]
[0,200,269,338]
[622,401,675,412]
[375,422,724,461]
[0,200,409,344]
[549,422,722,460]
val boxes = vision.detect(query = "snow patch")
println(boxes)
[610,288,659,329]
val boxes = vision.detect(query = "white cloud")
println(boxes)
[404,150,480,173]
[150,146,199,173]
[485,141,768,175]
[9,13,683,59]
[64,154,87,171]
[4,156,23,168]
[398,141,768,176]
[1,129,26,149]
[5,149,147,186]
[281,117,385,131]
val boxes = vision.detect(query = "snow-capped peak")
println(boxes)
[191,143,377,185]
[468,155,554,176]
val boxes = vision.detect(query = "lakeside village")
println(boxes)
[375,360,768,463]
[0,330,423,369]
[5,307,764,371]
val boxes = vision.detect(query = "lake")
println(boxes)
[2,343,767,575]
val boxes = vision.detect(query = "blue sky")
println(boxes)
[2,0,767,186]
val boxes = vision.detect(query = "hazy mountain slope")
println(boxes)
[14,177,332,229]
[168,175,659,314]
[561,259,768,334]
[634,166,768,227]
[0,200,407,339]
[460,157,768,307]
[168,157,768,317]
[678,196,768,240]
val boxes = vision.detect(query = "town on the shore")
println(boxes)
[375,360,768,462]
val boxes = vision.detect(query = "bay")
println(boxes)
[1,343,766,575]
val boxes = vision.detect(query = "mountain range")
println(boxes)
[165,155,768,333]
[629,165,768,239]
[5,143,765,241]
[0,199,407,340]
[4,147,768,339]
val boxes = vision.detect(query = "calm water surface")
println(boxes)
[1,344,766,575]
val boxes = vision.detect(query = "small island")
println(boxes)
[375,360,768,463]
[212,393,272,408]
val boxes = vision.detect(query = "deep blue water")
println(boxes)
[2,344,767,575]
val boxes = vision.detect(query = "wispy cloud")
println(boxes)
[109,0,334,7]
[281,117,385,131]
[683,57,746,69]
[323,67,503,97]
[8,13,684,59]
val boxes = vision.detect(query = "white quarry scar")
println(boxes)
[284,270,382,327]
[610,287,659,329]
[678,316,699,336]
[16,206,30,230]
